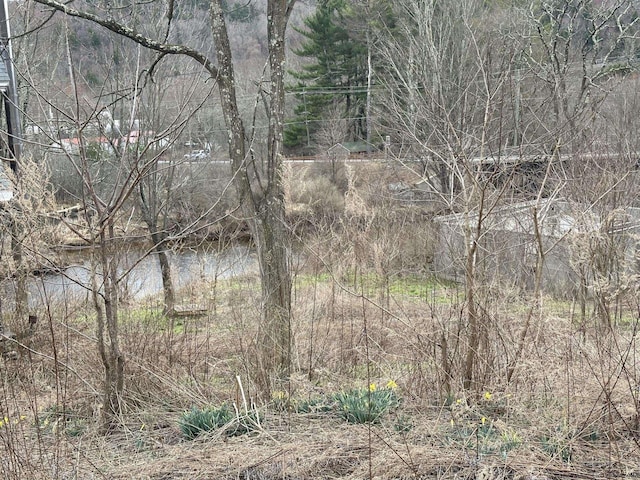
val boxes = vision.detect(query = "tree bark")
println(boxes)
[462,234,479,391]
[105,280,124,423]
[10,219,27,320]
[139,181,176,316]
[254,199,292,389]
[210,0,295,393]
[93,219,125,429]
[155,239,175,316]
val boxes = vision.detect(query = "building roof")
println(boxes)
[0,160,13,202]
[328,142,373,155]
[341,141,371,153]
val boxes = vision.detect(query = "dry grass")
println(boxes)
[2,271,640,479]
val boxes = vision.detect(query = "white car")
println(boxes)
[184,150,209,160]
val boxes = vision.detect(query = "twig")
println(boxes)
[236,374,249,414]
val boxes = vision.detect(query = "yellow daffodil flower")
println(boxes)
[272,390,287,400]
[483,391,492,401]
[386,380,398,390]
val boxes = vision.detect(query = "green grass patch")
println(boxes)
[295,270,461,304]
[294,272,333,287]
[120,306,164,324]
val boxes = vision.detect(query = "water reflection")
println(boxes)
[3,243,256,308]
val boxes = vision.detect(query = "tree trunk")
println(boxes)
[92,220,125,429]
[155,239,175,316]
[210,0,295,395]
[254,199,292,389]
[139,181,176,316]
[149,228,175,316]
[462,184,485,392]
[462,239,478,391]
[10,219,27,320]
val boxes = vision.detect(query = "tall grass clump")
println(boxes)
[334,382,400,424]
[179,405,232,439]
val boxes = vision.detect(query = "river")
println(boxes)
[2,243,257,309]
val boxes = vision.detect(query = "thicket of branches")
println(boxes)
[2,1,640,478]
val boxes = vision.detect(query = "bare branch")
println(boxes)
[31,0,220,79]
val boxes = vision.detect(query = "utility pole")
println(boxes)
[302,88,310,148]
[0,0,27,321]
[365,0,372,154]
[0,0,22,171]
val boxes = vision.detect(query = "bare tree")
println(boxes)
[519,0,640,334]
[9,9,221,425]
[0,157,55,336]
[29,0,298,394]
[375,0,522,393]
[375,0,640,393]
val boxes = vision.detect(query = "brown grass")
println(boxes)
[2,271,640,479]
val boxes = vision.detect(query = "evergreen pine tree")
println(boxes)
[285,0,368,152]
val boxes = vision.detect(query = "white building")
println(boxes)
[433,199,640,296]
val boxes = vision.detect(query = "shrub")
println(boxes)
[290,174,345,219]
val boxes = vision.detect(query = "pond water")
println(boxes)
[2,243,257,309]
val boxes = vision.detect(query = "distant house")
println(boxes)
[327,142,374,160]
[0,159,12,202]
[50,137,82,155]
[0,58,9,91]
[50,130,167,156]
[327,143,350,162]
[119,130,168,149]
[340,141,371,154]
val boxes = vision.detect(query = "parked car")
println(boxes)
[184,150,209,160]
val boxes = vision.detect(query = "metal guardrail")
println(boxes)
[285,152,387,163]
